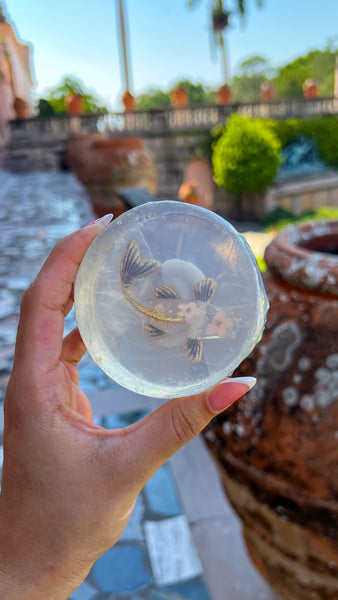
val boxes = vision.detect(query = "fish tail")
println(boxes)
[120,240,162,286]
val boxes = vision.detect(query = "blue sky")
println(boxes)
[5,0,338,109]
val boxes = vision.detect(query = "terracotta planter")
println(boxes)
[303,79,319,99]
[13,97,29,119]
[67,133,157,217]
[260,83,276,102]
[216,84,232,104]
[66,94,83,115]
[170,86,189,107]
[205,220,338,600]
[122,90,136,111]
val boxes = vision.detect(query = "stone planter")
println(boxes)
[67,133,157,217]
[205,220,338,600]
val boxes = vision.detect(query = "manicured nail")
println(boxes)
[85,213,113,227]
[207,376,256,413]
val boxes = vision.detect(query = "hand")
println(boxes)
[0,215,255,600]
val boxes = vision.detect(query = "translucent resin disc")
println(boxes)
[75,201,268,398]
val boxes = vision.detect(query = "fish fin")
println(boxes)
[194,278,217,302]
[144,323,167,339]
[183,338,203,363]
[154,284,180,299]
[121,240,161,286]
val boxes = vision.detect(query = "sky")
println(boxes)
[4,0,338,110]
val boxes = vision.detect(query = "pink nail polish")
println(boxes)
[85,214,113,227]
[208,377,256,413]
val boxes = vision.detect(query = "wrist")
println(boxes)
[0,512,89,600]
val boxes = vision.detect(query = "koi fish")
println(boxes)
[120,240,218,362]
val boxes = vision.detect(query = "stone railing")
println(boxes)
[9,97,338,139]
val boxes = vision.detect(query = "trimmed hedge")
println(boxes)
[212,114,281,194]
[263,116,338,167]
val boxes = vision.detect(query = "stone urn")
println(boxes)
[205,220,338,600]
[66,94,83,115]
[170,86,189,107]
[303,79,320,100]
[216,84,232,105]
[67,133,157,217]
[260,83,276,102]
[122,90,136,111]
[13,97,29,119]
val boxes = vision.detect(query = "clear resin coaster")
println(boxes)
[75,201,268,398]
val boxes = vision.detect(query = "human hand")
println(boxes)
[0,215,255,600]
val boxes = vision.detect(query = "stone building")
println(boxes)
[0,3,34,146]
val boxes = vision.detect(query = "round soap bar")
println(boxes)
[75,201,268,398]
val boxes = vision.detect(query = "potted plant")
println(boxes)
[212,114,281,220]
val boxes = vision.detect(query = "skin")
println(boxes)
[0,219,250,600]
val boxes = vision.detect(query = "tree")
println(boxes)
[136,80,215,109]
[273,45,337,98]
[39,76,107,115]
[231,55,273,101]
[137,88,171,109]
[187,0,263,83]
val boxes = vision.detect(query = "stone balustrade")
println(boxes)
[9,97,338,139]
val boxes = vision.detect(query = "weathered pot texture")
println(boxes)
[66,133,157,217]
[205,220,338,600]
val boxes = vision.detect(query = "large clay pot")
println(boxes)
[67,133,157,217]
[205,220,338,600]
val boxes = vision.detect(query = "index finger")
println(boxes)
[14,215,113,373]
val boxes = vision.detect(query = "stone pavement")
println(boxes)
[0,170,278,600]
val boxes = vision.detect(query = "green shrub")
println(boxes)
[212,115,282,194]
[266,117,338,168]
[263,205,338,231]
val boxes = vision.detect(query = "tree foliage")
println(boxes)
[136,80,215,109]
[272,47,337,98]
[38,76,107,115]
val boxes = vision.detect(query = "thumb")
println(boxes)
[128,377,256,485]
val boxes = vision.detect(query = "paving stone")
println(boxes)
[168,435,232,523]
[151,579,211,600]
[144,465,182,518]
[120,495,145,542]
[191,518,277,600]
[69,580,98,600]
[144,516,203,586]
[92,545,152,594]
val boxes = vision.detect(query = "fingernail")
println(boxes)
[85,213,113,227]
[207,377,256,413]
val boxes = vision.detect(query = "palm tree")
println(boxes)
[187,1,263,84]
